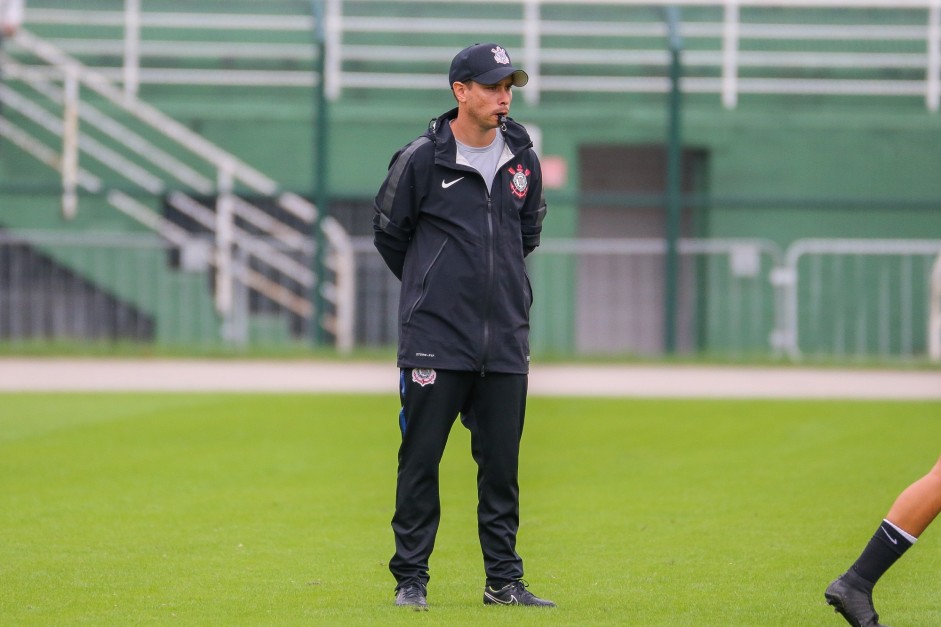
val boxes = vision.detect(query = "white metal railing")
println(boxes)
[537,237,784,356]
[351,235,941,361]
[930,252,941,361]
[20,6,318,91]
[0,230,313,347]
[0,30,355,351]
[1,228,938,361]
[350,235,785,357]
[779,239,941,361]
[12,0,941,109]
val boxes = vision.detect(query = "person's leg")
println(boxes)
[849,456,941,586]
[389,369,471,590]
[825,456,941,626]
[462,373,527,586]
[884,456,941,536]
[462,373,555,607]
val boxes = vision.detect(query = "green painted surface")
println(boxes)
[3,1,941,354]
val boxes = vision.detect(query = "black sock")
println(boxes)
[850,520,914,586]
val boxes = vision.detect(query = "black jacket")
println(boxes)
[373,108,547,374]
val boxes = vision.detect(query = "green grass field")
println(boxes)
[2,393,939,625]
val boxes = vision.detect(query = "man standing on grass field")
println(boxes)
[372,43,552,611]
[825,454,941,626]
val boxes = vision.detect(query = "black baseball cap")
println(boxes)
[449,43,529,88]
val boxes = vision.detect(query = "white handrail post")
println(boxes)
[928,0,941,112]
[770,261,800,361]
[123,0,141,100]
[721,0,740,109]
[61,66,79,219]
[229,245,250,347]
[322,217,355,354]
[930,253,941,362]
[215,163,235,325]
[324,0,342,101]
[523,0,541,106]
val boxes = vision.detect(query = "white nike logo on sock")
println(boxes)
[880,527,898,544]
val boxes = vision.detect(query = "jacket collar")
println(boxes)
[426,107,532,166]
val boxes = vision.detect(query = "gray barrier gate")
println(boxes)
[776,239,941,361]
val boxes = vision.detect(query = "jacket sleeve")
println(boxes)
[373,138,429,280]
[521,150,547,257]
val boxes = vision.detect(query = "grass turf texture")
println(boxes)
[1,394,939,626]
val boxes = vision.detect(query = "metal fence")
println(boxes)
[777,238,941,361]
[351,235,941,362]
[15,0,941,109]
[1,27,355,352]
[0,230,320,349]
[3,231,940,362]
[528,237,783,357]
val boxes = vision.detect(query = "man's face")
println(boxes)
[455,76,514,129]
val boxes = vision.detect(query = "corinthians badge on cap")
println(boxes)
[492,46,510,65]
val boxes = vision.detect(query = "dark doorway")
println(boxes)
[576,144,708,355]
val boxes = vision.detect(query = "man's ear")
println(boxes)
[453,81,469,103]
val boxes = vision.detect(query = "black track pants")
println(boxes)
[389,368,527,588]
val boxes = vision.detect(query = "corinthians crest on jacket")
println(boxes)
[508,164,530,199]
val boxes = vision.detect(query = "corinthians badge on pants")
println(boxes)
[412,368,436,387]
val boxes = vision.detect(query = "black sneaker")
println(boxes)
[824,570,887,627]
[483,580,555,607]
[395,583,428,611]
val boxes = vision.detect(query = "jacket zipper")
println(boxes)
[480,191,494,377]
[436,126,533,375]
